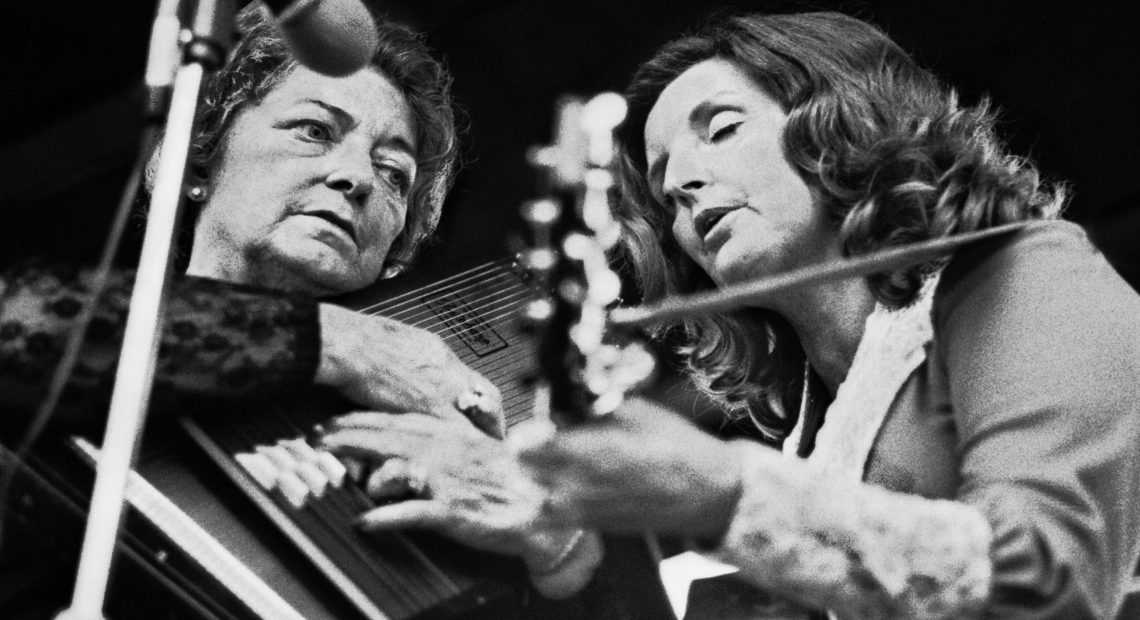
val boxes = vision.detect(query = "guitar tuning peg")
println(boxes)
[592,390,625,416]
[526,144,558,169]
[520,298,554,329]
[520,90,654,425]
[615,341,656,388]
[592,223,622,251]
[521,248,558,274]
[581,93,628,167]
[569,305,607,353]
[521,198,561,227]
[582,92,627,128]
[586,269,621,305]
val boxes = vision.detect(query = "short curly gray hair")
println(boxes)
[189,4,460,270]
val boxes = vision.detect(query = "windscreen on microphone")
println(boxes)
[262,0,380,77]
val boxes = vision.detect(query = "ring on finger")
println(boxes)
[402,460,429,496]
[365,458,428,498]
[455,383,495,418]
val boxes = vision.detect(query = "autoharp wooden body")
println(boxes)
[1,258,671,620]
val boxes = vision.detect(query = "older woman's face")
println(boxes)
[188,65,417,297]
[643,58,839,290]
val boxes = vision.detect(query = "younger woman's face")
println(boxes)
[643,58,841,291]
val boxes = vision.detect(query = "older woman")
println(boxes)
[514,12,1140,619]
[171,5,507,432]
[1,5,488,433]
[0,5,593,613]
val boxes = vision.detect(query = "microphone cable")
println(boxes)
[0,122,163,556]
[0,0,181,552]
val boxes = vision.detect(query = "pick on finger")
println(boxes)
[365,458,421,501]
[355,499,442,532]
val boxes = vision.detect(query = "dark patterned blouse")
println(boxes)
[0,263,320,431]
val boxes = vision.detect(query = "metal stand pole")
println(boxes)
[55,2,232,617]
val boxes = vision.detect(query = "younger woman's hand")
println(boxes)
[317,411,600,597]
[511,397,744,540]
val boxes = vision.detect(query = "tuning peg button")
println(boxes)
[521,248,558,273]
[587,269,621,305]
[521,198,561,226]
[521,298,555,326]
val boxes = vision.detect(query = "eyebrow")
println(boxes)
[301,98,418,158]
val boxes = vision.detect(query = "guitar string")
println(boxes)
[364,266,555,427]
[369,266,526,328]
[389,290,531,340]
[371,269,525,328]
[353,260,509,314]
[373,279,535,357]
[367,262,525,325]
[363,281,545,433]
[366,279,529,344]
[391,301,540,400]
[356,260,513,316]
[356,260,513,315]
[380,289,528,336]
[368,265,599,431]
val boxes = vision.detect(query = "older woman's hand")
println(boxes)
[314,304,504,438]
[317,411,601,598]
[511,396,744,540]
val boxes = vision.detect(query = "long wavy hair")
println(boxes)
[615,12,1063,441]
[189,4,460,272]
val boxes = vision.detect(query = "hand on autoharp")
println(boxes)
[318,411,601,598]
[314,304,505,438]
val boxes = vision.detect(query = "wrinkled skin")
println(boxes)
[318,411,591,597]
[316,305,505,438]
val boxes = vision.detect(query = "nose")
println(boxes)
[661,143,707,210]
[324,142,375,207]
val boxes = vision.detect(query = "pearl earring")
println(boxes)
[187,186,208,202]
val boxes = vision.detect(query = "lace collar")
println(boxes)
[782,276,938,481]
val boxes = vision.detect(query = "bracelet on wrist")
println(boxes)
[527,530,604,599]
[529,529,586,576]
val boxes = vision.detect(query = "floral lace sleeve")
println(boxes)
[0,263,320,429]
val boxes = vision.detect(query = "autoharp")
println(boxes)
[178,258,542,620]
[0,254,668,620]
[2,259,533,620]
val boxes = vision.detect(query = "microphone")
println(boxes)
[262,0,380,76]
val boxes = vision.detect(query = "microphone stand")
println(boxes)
[55,1,234,618]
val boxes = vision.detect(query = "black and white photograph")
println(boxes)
[1,1,1138,618]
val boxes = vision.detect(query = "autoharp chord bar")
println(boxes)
[182,259,537,620]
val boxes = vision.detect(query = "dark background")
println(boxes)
[1,0,1138,290]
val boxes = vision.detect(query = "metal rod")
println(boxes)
[54,61,205,620]
[608,221,1036,327]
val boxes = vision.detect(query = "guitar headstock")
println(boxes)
[519,93,655,426]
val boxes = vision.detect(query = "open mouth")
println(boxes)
[304,211,356,244]
[693,206,737,241]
